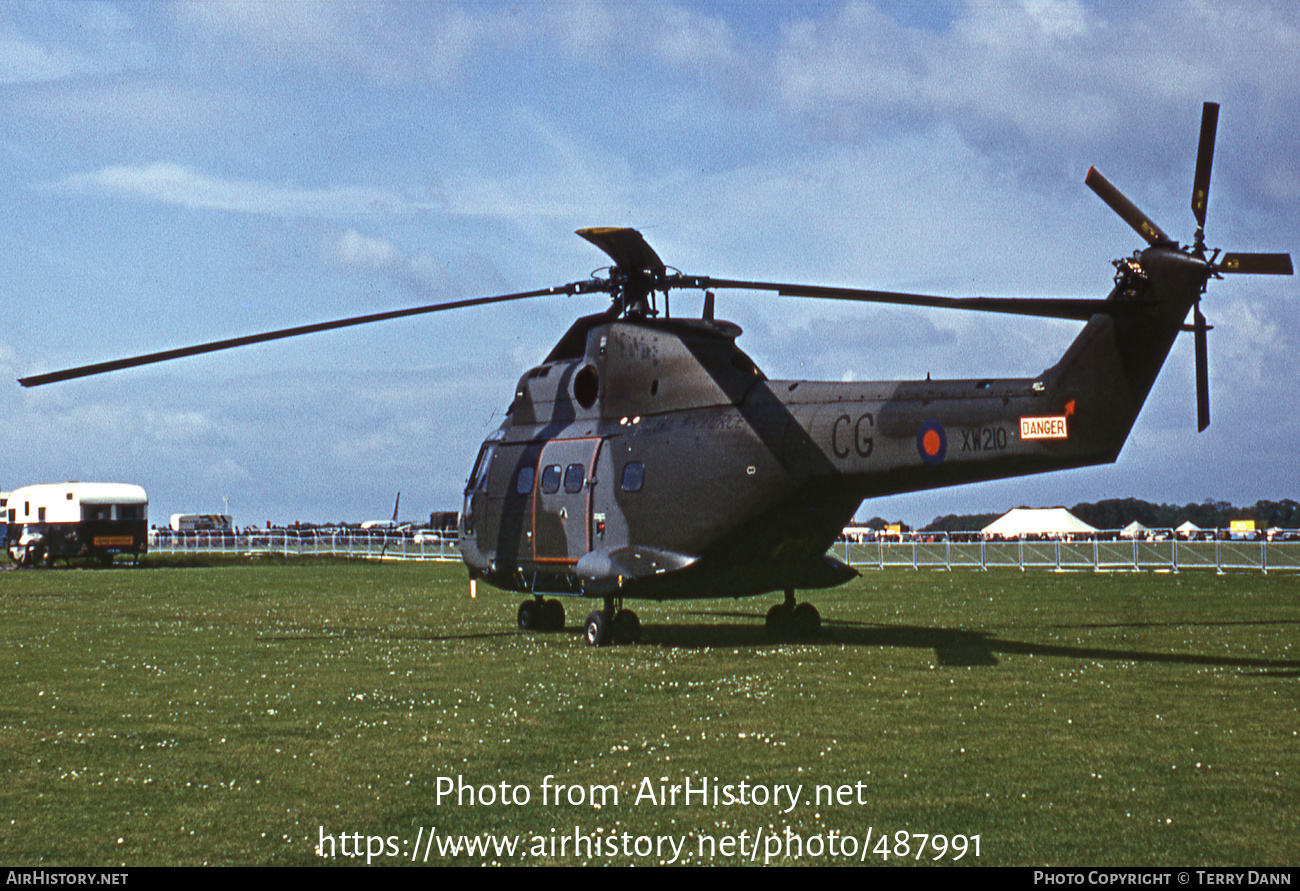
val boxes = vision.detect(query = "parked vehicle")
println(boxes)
[5,482,147,566]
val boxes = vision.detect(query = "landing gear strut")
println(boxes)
[584,597,641,647]
[765,588,820,641]
[517,596,565,632]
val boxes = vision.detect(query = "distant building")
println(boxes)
[428,511,458,531]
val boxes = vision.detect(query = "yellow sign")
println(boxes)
[1020,416,1068,439]
[1229,520,1256,533]
[93,536,135,546]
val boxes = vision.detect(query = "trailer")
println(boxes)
[169,513,233,533]
[5,482,148,567]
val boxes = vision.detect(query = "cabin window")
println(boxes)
[515,466,535,495]
[563,464,585,494]
[621,462,645,492]
[117,504,144,521]
[84,505,110,522]
[38,507,46,522]
[540,465,562,494]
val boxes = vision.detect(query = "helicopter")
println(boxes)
[19,102,1292,646]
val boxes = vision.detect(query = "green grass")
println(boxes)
[1,561,1295,866]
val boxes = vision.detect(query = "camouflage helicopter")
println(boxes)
[20,103,1292,646]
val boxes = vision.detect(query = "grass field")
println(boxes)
[1,558,1295,866]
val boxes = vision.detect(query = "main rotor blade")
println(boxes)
[1192,101,1219,230]
[19,283,591,387]
[703,278,1155,321]
[576,227,665,275]
[1194,306,1210,432]
[1215,253,1294,275]
[1086,167,1173,246]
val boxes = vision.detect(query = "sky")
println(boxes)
[1,0,1297,529]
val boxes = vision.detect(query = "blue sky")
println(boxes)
[2,1,1297,528]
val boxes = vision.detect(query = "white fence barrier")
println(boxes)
[148,530,462,562]
[835,535,1300,573]
[146,528,1300,573]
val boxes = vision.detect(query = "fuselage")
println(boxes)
[460,246,1205,602]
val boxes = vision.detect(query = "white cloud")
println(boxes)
[0,32,105,84]
[336,229,402,270]
[654,6,742,71]
[0,4,146,85]
[20,82,270,144]
[53,164,436,217]
[772,0,1298,154]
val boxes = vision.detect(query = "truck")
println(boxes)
[5,482,148,566]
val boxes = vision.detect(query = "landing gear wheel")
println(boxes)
[612,609,641,644]
[541,599,565,632]
[517,599,540,631]
[792,602,820,638]
[765,603,793,638]
[584,610,612,647]
[766,595,820,641]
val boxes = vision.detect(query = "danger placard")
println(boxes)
[1020,416,1068,439]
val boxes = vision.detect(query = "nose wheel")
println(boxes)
[765,589,820,640]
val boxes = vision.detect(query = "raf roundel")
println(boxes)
[916,419,947,466]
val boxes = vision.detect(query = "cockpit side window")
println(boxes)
[515,466,536,495]
[621,462,645,492]
[467,444,496,492]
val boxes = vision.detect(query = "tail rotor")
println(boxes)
[1086,101,1292,431]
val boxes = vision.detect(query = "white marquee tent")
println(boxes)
[1120,521,1151,539]
[981,508,1097,539]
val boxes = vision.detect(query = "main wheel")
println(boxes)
[765,602,793,639]
[541,599,565,632]
[584,610,611,647]
[517,599,540,631]
[612,610,641,644]
[792,602,821,638]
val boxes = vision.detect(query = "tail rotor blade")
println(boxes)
[1192,101,1219,231]
[1086,167,1173,246]
[1194,306,1210,432]
[1216,253,1294,275]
